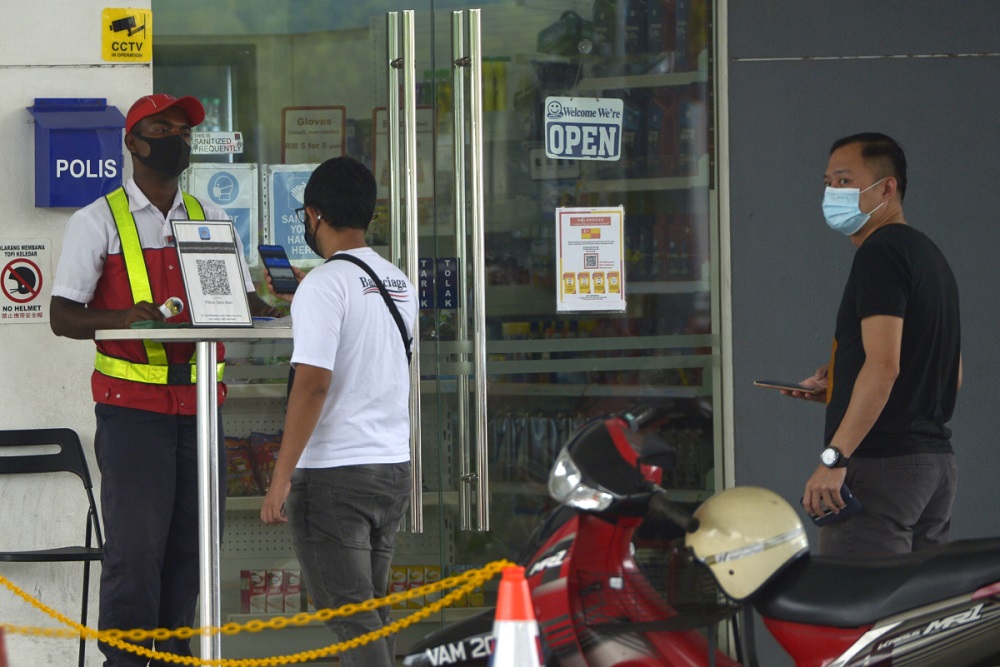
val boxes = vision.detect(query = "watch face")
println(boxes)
[821,448,839,466]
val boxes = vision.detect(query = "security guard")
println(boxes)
[50,94,279,666]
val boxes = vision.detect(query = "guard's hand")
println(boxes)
[260,479,291,525]
[802,464,847,518]
[123,301,165,327]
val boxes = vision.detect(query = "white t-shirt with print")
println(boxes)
[291,247,417,468]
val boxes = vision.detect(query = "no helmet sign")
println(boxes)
[1,240,50,323]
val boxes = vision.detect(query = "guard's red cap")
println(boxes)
[125,94,205,134]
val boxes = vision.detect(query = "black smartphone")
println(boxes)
[754,379,822,394]
[807,483,862,527]
[258,245,299,294]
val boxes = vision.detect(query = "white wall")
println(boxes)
[0,1,150,664]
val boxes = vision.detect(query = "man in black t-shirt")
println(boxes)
[785,133,962,557]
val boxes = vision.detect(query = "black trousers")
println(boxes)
[93,404,225,666]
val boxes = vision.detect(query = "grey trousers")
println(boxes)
[286,462,411,667]
[818,452,957,558]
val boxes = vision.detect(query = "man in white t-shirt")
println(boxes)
[261,156,416,667]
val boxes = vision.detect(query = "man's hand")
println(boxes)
[802,464,847,518]
[264,265,307,303]
[782,364,829,403]
[260,477,291,525]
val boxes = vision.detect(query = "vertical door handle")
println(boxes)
[387,10,423,532]
[453,8,489,531]
[451,10,472,531]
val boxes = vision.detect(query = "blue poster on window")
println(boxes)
[183,164,258,267]
[265,164,320,262]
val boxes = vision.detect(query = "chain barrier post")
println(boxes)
[0,560,515,667]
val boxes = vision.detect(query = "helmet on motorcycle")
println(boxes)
[685,487,808,601]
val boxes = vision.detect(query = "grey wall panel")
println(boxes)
[729,54,1000,541]
[727,38,1000,667]
[729,1,1000,59]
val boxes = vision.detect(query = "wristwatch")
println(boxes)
[820,446,848,469]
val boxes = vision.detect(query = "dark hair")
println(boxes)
[304,156,377,230]
[830,132,907,201]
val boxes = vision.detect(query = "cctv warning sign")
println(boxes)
[102,8,153,62]
[1,240,50,323]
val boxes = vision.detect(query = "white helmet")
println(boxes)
[685,487,808,601]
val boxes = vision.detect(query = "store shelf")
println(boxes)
[226,383,288,400]
[573,69,708,93]
[487,382,708,399]
[580,154,711,193]
[227,492,460,512]
[628,280,709,294]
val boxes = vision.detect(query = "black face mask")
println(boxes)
[304,212,321,257]
[132,133,191,178]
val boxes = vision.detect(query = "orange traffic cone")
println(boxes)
[490,566,543,667]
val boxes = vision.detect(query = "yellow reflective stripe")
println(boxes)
[102,188,212,384]
[182,192,206,220]
[106,188,167,367]
[95,351,225,384]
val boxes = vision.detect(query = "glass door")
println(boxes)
[152,0,716,658]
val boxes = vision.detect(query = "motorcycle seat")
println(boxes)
[752,537,1000,627]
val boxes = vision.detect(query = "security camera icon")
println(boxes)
[109,16,145,37]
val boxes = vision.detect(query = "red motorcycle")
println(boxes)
[403,407,1000,666]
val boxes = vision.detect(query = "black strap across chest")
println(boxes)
[327,252,412,364]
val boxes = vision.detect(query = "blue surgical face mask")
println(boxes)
[822,178,887,236]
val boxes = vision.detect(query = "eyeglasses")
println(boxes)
[294,207,307,223]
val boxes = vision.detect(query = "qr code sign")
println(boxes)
[196,259,232,296]
[584,253,598,269]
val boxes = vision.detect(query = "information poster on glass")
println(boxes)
[182,164,258,267]
[264,164,320,263]
[281,106,346,164]
[171,220,252,327]
[556,206,626,313]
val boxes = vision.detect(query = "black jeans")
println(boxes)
[287,463,411,667]
[94,404,225,666]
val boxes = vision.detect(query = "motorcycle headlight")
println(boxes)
[548,448,615,511]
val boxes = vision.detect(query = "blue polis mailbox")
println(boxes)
[28,98,125,207]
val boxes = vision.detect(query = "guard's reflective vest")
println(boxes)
[93,187,224,385]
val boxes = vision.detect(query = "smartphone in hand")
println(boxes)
[754,379,822,394]
[258,245,299,294]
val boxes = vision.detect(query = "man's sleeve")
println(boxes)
[853,239,909,319]
[50,207,109,304]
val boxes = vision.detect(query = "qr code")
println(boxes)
[584,253,598,269]
[196,259,232,296]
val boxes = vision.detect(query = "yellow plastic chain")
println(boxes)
[0,559,515,666]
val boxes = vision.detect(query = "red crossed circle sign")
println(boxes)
[2,258,43,304]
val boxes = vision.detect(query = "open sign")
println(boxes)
[544,96,623,161]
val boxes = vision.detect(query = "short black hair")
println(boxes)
[304,156,377,230]
[830,132,907,201]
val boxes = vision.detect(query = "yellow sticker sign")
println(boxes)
[102,8,152,62]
